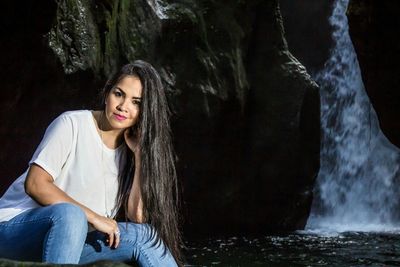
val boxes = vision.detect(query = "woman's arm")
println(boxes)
[25,164,96,219]
[25,164,121,248]
[127,151,144,223]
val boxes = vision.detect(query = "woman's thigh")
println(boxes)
[0,207,55,261]
[80,222,177,267]
[0,203,87,263]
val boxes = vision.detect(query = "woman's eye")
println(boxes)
[114,91,122,97]
[132,100,141,105]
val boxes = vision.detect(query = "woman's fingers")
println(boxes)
[95,216,119,248]
[107,220,120,248]
[114,227,121,248]
[107,230,115,247]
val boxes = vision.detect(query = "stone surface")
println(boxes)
[279,0,335,74]
[240,1,320,231]
[0,0,320,236]
[0,1,103,192]
[348,0,400,148]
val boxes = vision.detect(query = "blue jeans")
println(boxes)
[0,203,177,266]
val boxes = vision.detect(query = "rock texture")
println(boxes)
[279,0,335,74]
[348,0,400,148]
[0,1,103,192]
[0,0,320,236]
[237,1,320,232]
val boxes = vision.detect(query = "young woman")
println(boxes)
[0,60,182,266]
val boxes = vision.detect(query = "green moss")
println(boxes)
[103,0,120,76]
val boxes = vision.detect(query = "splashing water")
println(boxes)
[306,0,400,232]
[146,0,169,19]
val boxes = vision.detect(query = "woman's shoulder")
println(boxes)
[55,110,92,123]
[59,109,91,118]
[48,110,91,129]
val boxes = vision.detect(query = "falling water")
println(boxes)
[146,0,169,19]
[306,0,400,232]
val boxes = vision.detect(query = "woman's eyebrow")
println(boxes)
[114,86,126,95]
[115,86,142,100]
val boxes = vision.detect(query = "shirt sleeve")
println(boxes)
[29,113,74,180]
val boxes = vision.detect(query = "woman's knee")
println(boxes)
[48,203,87,232]
[120,223,160,245]
[117,223,176,266]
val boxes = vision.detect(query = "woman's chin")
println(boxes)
[109,120,134,131]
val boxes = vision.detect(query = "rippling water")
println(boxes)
[184,231,400,266]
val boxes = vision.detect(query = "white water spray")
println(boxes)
[146,0,169,20]
[306,0,400,232]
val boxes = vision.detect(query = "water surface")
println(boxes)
[185,231,400,266]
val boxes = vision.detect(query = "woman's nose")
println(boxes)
[117,99,129,111]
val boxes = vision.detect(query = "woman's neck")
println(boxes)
[92,110,124,149]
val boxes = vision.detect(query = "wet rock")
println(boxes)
[279,0,335,73]
[348,0,400,147]
[239,0,320,232]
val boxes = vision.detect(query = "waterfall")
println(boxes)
[306,0,400,232]
[146,0,168,20]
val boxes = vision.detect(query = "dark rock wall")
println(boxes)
[0,0,320,235]
[279,0,335,74]
[348,0,400,148]
[0,1,104,191]
[241,1,320,231]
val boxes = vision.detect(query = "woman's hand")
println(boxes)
[124,128,140,154]
[25,164,122,248]
[90,214,121,248]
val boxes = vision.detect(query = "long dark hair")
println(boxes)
[100,60,182,264]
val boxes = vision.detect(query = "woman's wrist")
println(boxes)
[86,209,99,224]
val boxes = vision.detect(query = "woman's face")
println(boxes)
[104,75,142,131]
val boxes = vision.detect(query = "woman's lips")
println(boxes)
[113,113,127,121]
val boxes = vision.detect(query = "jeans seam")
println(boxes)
[139,246,156,267]
[121,236,165,267]
[120,238,155,266]
[42,216,56,261]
